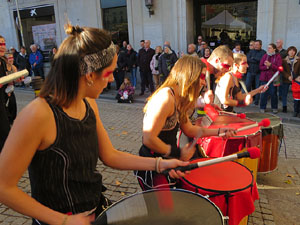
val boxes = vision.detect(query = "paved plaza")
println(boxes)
[0,88,300,225]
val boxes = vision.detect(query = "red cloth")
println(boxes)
[179,159,259,225]
[291,80,300,99]
[197,118,261,157]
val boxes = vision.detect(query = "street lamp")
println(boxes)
[145,0,154,17]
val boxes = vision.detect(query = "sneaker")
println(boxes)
[272,109,278,114]
[254,102,259,106]
[293,112,298,117]
[260,109,265,113]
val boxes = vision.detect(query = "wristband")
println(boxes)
[237,100,246,107]
[217,128,220,136]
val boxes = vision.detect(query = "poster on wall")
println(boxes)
[32,23,56,51]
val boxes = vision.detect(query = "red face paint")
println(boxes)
[8,57,14,60]
[0,43,6,46]
[103,70,113,78]
[221,62,231,70]
[240,61,248,65]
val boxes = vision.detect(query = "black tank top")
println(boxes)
[28,98,103,214]
[140,88,179,158]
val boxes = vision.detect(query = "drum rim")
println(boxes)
[181,161,254,194]
[96,188,225,225]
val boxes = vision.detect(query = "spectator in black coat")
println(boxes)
[16,46,31,73]
[137,40,155,95]
[125,44,138,88]
[158,44,178,84]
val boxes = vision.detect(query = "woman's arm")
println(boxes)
[0,99,75,225]
[88,97,186,173]
[259,55,268,71]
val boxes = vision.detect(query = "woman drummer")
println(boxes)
[137,55,236,189]
[214,53,266,112]
[0,25,188,225]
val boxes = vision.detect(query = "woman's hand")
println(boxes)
[288,76,293,82]
[66,213,94,225]
[160,159,190,179]
[219,127,237,138]
[264,61,271,67]
[244,94,253,105]
[204,90,214,104]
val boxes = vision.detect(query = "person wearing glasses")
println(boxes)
[196,35,203,55]
[214,53,266,112]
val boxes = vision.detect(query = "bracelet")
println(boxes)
[217,128,220,136]
[61,215,68,225]
[155,157,162,173]
[237,100,246,107]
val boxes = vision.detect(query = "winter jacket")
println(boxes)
[158,52,178,77]
[150,53,161,75]
[137,48,155,73]
[16,53,30,71]
[247,49,266,74]
[259,53,282,82]
[125,49,137,71]
[291,80,300,99]
[282,56,300,84]
[29,51,43,69]
[118,84,135,96]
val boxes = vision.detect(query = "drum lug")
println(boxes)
[223,216,229,221]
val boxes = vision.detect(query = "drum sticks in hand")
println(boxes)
[218,118,270,137]
[161,147,261,175]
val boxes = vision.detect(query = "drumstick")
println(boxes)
[205,70,211,90]
[239,80,248,94]
[218,118,270,137]
[161,147,260,175]
[0,69,29,85]
[219,111,246,119]
[263,66,283,90]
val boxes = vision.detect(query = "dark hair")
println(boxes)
[20,46,26,50]
[140,40,145,43]
[0,35,4,39]
[234,42,241,47]
[269,43,278,52]
[287,46,297,54]
[39,24,113,107]
[255,40,262,46]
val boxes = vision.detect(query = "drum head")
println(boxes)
[183,159,253,193]
[94,189,224,225]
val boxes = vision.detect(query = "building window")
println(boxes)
[101,0,128,45]
[195,1,257,51]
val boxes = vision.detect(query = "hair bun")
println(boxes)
[65,24,84,35]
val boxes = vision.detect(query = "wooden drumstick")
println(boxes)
[239,80,248,94]
[219,111,246,119]
[219,118,270,137]
[0,69,29,85]
[205,70,211,90]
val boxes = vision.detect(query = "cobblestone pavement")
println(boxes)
[0,89,300,225]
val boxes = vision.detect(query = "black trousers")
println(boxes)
[0,90,10,152]
[140,71,154,93]
[294,100,300,113]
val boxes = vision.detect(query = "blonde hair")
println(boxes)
[233,53,247,65]
[144,55,206,123]
[209,45,233,62]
